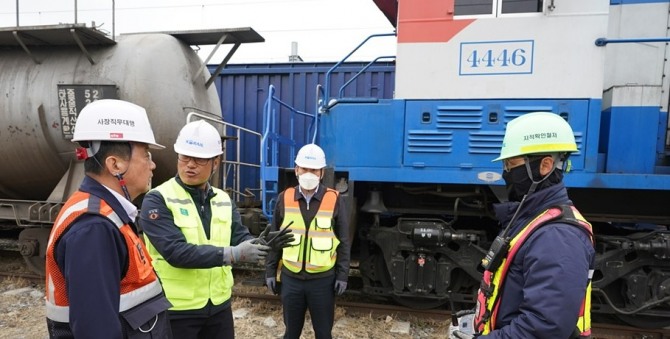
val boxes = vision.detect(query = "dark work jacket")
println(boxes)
[48,176,172,339]
[264,183,351,282]
[139,175,254,319]
[480,182,595,339]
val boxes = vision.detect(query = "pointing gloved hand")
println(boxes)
[257,222,295,251]
[224,238,269,263]
[266,277,278,295]
[334,280,347,296]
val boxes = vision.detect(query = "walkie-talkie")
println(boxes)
[480,235,509,271]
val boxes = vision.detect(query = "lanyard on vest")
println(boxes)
[474,204,594,335]
[472,194,528,333]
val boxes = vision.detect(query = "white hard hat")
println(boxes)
[295,143,326,169]
[72,99,164,149]
[493,112,577,161]
[174,120,223,158]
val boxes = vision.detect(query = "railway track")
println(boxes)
[233,286,670,339]
[0,270,44,284]
[1,259,669,338]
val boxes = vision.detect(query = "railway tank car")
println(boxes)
[0,23,262,273]
[261,0,670,328]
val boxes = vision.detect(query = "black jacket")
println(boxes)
[264,183,351,282]
[139,176,254,318]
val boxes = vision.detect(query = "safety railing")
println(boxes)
[186,112,261,204]
[260,84,318,220]
[319,32,396,113]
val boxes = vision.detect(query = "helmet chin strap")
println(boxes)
[114,172,132,201]
[85,144,133,201]
[111,142,133,202]
[521,154,559,196]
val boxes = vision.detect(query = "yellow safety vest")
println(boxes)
[281,187,339,274]
[474,205,594,337]
[145,178,233,310]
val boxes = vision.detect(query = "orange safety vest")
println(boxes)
[281,187,339,273]
[45,191,163,323]
[474,205,594,337]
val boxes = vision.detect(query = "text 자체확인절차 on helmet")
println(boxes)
[295,143,327,169]
[72,99,165,149]
[493,112,578,162]
[173,120,224,159]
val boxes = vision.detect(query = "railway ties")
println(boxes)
[233,281,670,339]
[1,267,668,338]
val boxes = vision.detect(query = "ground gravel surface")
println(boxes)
[0,251,449,339]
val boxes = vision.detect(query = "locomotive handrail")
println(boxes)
[595,37,670,46]
[337,55,395,99]
[261,84,318,220]
[185,111,261,204]
[321,32,396,112]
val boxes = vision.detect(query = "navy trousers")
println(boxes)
[169,306,234,339]
[281,273,336,339]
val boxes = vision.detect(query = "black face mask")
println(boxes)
[502,157,563,202]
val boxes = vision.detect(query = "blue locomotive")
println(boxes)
[261,0,670,328]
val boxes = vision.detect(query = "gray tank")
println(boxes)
[0,26,222,200]
[0,24,264,274]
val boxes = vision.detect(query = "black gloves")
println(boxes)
[258,223,295,251]
[334,280,347,296]
[266,277,279,295]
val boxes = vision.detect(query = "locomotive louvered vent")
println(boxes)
[434,105,500,155]
[407,130,453,153]
[435,105,483,130]
[469,131,505,155]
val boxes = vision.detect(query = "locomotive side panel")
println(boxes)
[303,0,670,326]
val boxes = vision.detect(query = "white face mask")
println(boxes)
[298,172,320,190]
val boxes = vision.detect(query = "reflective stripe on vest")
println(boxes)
[474,205,594,336]
[281,187,339,273]
[146,178,233,310]
[45,191,162,323]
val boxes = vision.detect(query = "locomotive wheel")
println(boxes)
[18,228,50,276]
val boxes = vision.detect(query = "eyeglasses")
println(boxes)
[177,154,211,166]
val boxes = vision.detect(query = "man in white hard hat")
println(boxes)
[140,119,292,338]
[264,143,351,339]
[451,112,595,339]
[45,99,173,338]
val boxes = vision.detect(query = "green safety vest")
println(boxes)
[144,178,233,310]
[281,187,340,274]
